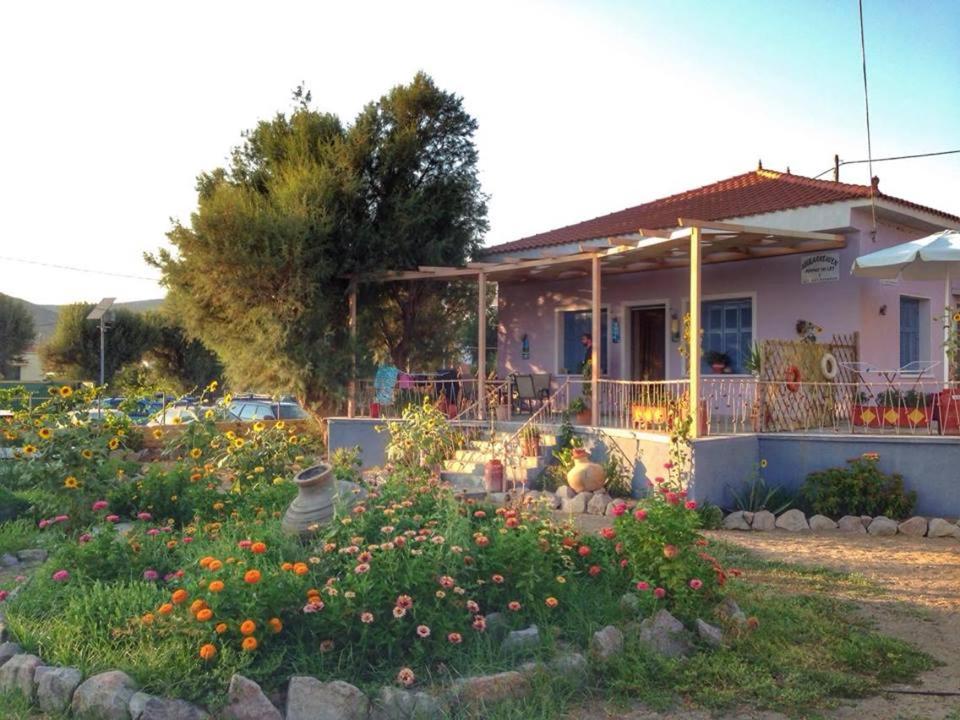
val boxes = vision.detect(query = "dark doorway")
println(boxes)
[629,306,666,380]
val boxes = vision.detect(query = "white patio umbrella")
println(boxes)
[851,229,960,383]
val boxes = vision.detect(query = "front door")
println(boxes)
[629,306,666,381]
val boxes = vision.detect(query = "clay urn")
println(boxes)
[281,463,366,537]
[566,448,605,493]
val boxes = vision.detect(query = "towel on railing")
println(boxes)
[374,366,400,405]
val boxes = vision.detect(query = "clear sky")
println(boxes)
[1,0,957,305]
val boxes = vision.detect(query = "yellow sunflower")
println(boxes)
[252,422,265,433]
[152,429,164,439]
[108,437,120,450]
[204,409,215,420]
[22,444,37,455]
[81,449,93,459]
[274,420,285,430]
[47,386,59,396]
[4,430,18,441]
[171,416,183,425]
[954,311,960,323]
[59,385,73,398]
[189,448,203,459]
[233,438,245,449]
[288,436,299,445]
[37,427,52,440]
[64,476,79,489]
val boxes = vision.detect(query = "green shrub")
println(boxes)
[799,458,916,519]
[0,518,38,555]
[0,485,30,522]
[727,471,793,514]
[695,501,724,530]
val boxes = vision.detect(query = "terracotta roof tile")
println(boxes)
[482,169,959,255]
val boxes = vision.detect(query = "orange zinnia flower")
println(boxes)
[189,599,206,614]
[545,596,559,608]
[196,609,213,622]
[215,623,228,635]
[208,560,223,572]
[209,580,224,593]
[199,556,214,569]
[171,589,188,605]
[242,637,258,652]
[199,643,217,661]
[293,563,308,576]
[240,620,256,636]
[244,569,261,584]
[141,613,155,625]
[268,617,282,634]
[281,562,293,572]
[158,603,174,615]
[251,541,267,554]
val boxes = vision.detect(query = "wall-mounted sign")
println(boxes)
[800,252,840,284]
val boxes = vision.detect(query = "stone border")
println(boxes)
[486,487,631,516]
[722,509,960,538]
[0,597,738,719]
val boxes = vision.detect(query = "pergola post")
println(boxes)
[688,226,702,438]
[591,254,601,423]
[478,271,487,419]
[946,268,953,386]
[347,279,357,418]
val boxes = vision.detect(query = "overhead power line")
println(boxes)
[812,149,960,180]
[0,256,161,282]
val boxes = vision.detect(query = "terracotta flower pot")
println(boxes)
[566,449,605,493]
[281,463,366,537]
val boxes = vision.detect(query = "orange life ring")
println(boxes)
[785,365,801,392]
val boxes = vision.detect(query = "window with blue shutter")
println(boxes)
[899,297,921,368]
[560,310,607,374]
[700,298,752,374]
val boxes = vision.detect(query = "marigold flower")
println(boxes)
[396,667,415,687]
[171,589,188,604]
[241,637,258,652]
[268,617,283,633]
[158,603,174,615]
[141,613,155,625]
[196,608,214,622]
[250,541,267,554]
[544,597,559,608]
[239,619,256,636]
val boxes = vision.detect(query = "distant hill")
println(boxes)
[3,295,165,344]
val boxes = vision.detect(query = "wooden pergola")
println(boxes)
[348,219,845,437]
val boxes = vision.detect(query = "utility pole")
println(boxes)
[87,298,116,411]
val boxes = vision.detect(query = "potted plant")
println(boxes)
[568,396,591,425]
[520,425,541,457]
[705,350,730,374]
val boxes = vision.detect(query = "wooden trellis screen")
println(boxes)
[759,333,858,432]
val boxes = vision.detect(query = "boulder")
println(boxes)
[742,511,755,524]
[15,548,47,563]
[71,670,138,720]
[717,597,747,624]
[589,625,624,661]
[129,691,155,720]
[587,492,613,515]
[619,592,641,614]
[36,665,83,714]
[928,518,960,539]
[860,515,873,528]
[555,486,576,501]
[809,514,838,531]
[0,653,43,700]
[484,612,510,642]
[501,625,540,654]
[140,697,208,720]
[837,515,867,533]
[550,652,588,685]
[605,499,627,516]
[222,674,282,720]
[561,493,589,514]
[897,516,928,537]
[453,671,530,706]
[286,677,368,720]
[695,619,724,648]
[867,516,898,536]
[370,686,447,720]
[638,609,692,657]
[775,509,809,531]
[0,553,19,567]
[0,641,23,667]
[722,511,751,531]
[751,510,775,531]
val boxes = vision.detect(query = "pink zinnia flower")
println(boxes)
[654,476,665,484]
[91,500,108,511]
[146,528,160,536]
[52,570,70,582]
[663,544,679,559]
[578,545,591,557]
[54,515,69,523]
[689,578,703,590]
[600,527,616,540]
[105,515,120,523]
[471,615,486,631]
[634,509,647,521]
[0,590,7,602]
[447,632,462,644]
[685,500,697,510]
[360,612,374,624]
[636,581,650,591]
[396,594,413,609]
[396,667,415,687]
[438,575,455,589]
[665,492,679,505]
[303,599,325,613]
[38,519,49,529]
[143,569,159,581]
[610,503,626,517]
[137,512,152,521]
[466,599,480,614]
[508,600,522,611]
[238,539,252,549]
[182,536,193,544]
[663,461,673,469]
[392,606,407,619]
[78,533,92,544]
[415,624,431,638]
[354,563,370,574]
[653,587,666,599]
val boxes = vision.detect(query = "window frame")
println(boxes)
[898,294,930,372]
[681,292,757,377]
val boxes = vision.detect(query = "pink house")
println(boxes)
[484,168,959,392]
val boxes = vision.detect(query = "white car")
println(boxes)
[146,405,239,426]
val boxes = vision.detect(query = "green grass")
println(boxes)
[0,518,38,556]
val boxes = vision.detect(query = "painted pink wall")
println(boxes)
[497,208,953,380]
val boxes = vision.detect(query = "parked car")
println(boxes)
[146,404,239,426]
[229,396,310,421]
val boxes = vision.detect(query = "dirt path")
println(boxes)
[568,525,960,720]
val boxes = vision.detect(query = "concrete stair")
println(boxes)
[441,429,558,494]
